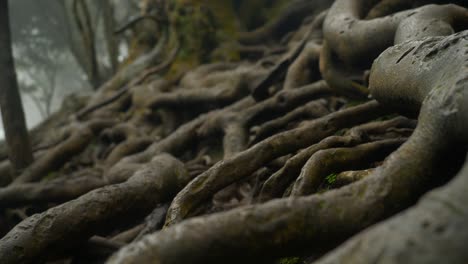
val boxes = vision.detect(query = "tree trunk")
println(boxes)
[0,1,34,174]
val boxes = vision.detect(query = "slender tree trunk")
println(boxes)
[0,1,34,173]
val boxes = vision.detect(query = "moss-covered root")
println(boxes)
[314,155,468,264]
[165,101,389,226]
[108,128,448,264]
[0,154,188,264]
[291,138,405,196]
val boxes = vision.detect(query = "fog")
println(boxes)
[0,0,139,139]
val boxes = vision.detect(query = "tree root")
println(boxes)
[283,42,322,90]
[134,203,170,241]
[258,116,415,201]
[252,11,327,100]
[106,98,254,182]
[0,154,188,264]
[165,101,389,226]
[291,138,405,196]
[320,1,468,92]
[0,174,105,209]
[251,99,331,143]
[314,155,468,264]
[109,127,457,264]
[238,0,332,45]
[331,169,374,188]
[12,119,115,184]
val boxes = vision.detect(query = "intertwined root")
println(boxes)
[316,156,468,264]
[0,154,188,263]
[0,1,467,263]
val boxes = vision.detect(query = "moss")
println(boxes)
[325,173,337,185]
[374,113,400,121]
[334,128,348,136]
[277,257,304,264]
[166,0,242,78]
[42,171,58,182]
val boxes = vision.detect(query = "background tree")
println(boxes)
[0,1,33,174]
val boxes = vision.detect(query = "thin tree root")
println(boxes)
[291,138,405,196]
[12,119,115,184]
[258,116,414,201]
[251,99,331,143]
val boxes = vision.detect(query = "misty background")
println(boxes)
[0,0,142,139]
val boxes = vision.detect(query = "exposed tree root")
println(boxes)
[109,130,459,264]
[283,42,322,90]
[314,155,468,264]
[0,154,188,264]
[165,101,389,226]
[147,64,267,110]
[251,11,327,100]
[1,2,467,263]
[320,1,468,91]
[251,99,331,143]
[12,119,115,185]
[331,169,374,188]
[0,172,104,208]
[238,0,332,45]
[291,138,405,196]
[259,116,415,201]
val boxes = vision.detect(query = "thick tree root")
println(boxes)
[0,154,188,264]
[320,1,468,91]
[108,129,451,264]
[314,155,468,264]
[0,174,105,208]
